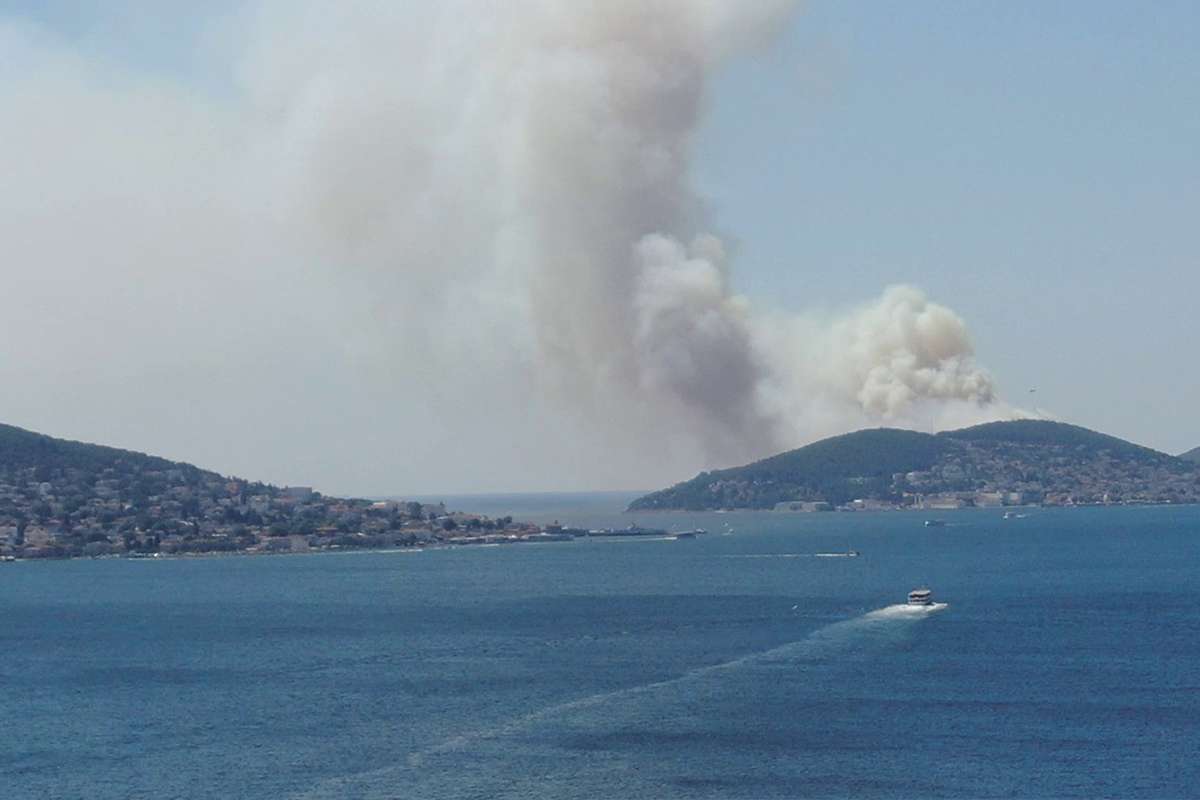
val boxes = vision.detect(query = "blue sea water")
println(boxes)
[3,503,1199,799]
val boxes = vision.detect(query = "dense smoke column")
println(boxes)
[497,3,786,463]
[247,0,1011,468]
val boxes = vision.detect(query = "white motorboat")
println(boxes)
[907,587,934,606]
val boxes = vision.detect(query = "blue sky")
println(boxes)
[697,1,1199,452]
[2,1,1197,493]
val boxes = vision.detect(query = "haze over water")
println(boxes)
[4,502,1198,798]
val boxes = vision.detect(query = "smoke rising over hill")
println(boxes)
[1,1,1013,492]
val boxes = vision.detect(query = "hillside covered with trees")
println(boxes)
[0,423,516,559]
[629,420,1200,511]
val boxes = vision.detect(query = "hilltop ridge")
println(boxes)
[0,422,524,559]
[0,423,214,480]
[629,420,1200,511]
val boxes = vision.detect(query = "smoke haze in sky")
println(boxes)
[1,1,1018,493]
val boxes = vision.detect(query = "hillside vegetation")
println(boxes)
[0,422,508,559]
[630,420,1200,511]
[0,423,210,480]
[939,420,1166,462]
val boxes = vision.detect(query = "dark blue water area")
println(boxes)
[3,504,1199,798]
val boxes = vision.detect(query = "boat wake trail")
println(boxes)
[290,602,945,799]
[720,553,858,559]
[865,602,949,618]
[413,602,947,755]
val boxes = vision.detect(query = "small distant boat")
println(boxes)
[924,519,946,527]
[907,587,934,606]
[671,528,706,539]
[1003,511,1028,520]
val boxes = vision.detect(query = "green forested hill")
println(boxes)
[630,428,950,510]
[0,423,539,561]
[0,423,212,481]
[629,420,1199,511]
[939,420,1168,463]
[0,422,448,560]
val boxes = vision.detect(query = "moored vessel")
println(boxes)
[586,524,669,537]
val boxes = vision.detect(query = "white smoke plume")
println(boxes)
[755,286,1013,447]
[813,285,997,418]
[0,1,1016,492]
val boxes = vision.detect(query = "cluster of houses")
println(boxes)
[899,444,1200,507]
[0,461,544,560]
[772,444,1200,512]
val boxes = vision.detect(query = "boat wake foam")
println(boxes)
[290,601,947,798]
[865,602,949,618]
[721,553,858,559]
[409,602,944,757]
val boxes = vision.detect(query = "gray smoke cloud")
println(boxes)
[0,1,1016,492]
[754,285,1012,447]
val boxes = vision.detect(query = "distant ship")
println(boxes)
[907,587,934,606]
[587,525,669,537]
[814,548,860,557]
[924,519,946,527]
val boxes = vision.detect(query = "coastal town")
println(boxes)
[774,447,1200,512]
[0,422,694,560]
[0,422,582,560]
[0,463,549,560]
